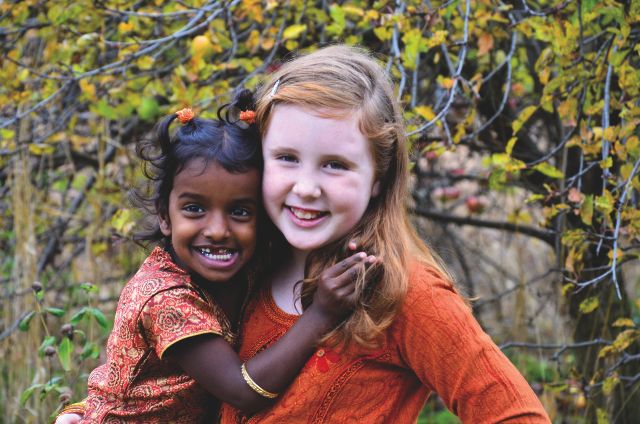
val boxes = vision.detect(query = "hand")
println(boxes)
[310,250,377,322]
[55,413,82,424]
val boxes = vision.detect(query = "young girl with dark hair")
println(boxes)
[55,94,374,423]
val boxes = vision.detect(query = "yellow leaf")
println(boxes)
[28,143,55,155]
[283,24,307,40]
[426,30,448,48]
[118,21,134,34]
[611,329,640,353]
[342,5,364,18]
[579,296,599,314]
[505,137,517,155]
[414,105,435,121]
[602,375,619,396]
[79,79,96,100]
[533,162,564,179]
[612,318,635,328]
[513,105,537,134]
[440,77,455,90]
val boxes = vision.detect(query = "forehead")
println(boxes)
[173,159,260,197]
[264,105,371,155]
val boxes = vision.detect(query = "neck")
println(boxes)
[268,247,310,314]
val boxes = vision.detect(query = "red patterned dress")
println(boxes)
[83,247,235,423]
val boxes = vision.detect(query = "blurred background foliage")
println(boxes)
[1,0,639,422]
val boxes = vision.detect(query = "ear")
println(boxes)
[371,181,381,197]
[158,214,172,237]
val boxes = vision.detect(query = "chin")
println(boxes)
[285,235,325,252]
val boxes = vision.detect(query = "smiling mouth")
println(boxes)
[288,206,328,220]
[195,247,235,261]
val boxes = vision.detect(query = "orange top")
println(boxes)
[84,247,231,422]
[221,262,550,423]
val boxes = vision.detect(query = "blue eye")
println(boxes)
[276,154,297,163]
[325,161,348,170]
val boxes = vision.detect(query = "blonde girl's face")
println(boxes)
[262,105,380,252]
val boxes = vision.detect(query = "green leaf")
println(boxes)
[81,341,100,360]
[18,311,36,332]
[533,162,564,179]
[580,195,594,226]
[20,384,43,406]
[137,97,160,122]
[58,337,72,371]
[93,99,118,120]
[45,307,65,317]
[70,307,87,325]
[89,307,109,330]
[326,4,346,36]
[39,336,57,357]
[579,296,599,314]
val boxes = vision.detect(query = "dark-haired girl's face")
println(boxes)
[159,159,260,283]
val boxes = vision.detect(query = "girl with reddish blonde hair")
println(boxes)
[221,45,550,423]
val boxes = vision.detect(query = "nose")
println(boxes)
[202,213,230,241]
[292,178,321,199]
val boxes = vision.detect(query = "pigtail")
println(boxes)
[156,113,179,154]
[218,89,258,127]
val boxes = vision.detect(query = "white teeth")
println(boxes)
[291,207,322,220]
[197,247,233,261]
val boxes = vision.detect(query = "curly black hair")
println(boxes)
[132,89,262,245]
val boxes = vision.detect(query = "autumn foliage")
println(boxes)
[1,1,639,422]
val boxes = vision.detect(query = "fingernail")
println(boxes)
[358,252,367,259]
[367,256,376,263]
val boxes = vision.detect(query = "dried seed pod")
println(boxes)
[31,281,43,293]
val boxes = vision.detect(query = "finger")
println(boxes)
[334,281,357,302]
[333,261,367,288]
[348,240,358,251]
[324,251,367,278]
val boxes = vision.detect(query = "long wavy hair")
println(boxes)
[255,45,454,348]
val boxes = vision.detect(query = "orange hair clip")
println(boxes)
[176,108,195,124]
[239,110,256,125]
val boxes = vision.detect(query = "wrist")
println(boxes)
[304,303,339,333]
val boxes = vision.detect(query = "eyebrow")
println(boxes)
[177,192,258,204]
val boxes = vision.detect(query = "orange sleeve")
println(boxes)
[395,266,551,423]
[140,287,223,359]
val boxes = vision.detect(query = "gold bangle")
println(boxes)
[53,401,86,423]
[240,363,279,399]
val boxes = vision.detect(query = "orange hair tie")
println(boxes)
[176,108,195,124]
[239,110,256,125]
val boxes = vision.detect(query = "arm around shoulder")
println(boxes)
[396,264,551,423]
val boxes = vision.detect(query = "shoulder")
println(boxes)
[127,247,191,295]
[395,260,471,326]
[404,260,462,306]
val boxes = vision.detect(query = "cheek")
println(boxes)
[262,169,286,207]
[238,222,258,255]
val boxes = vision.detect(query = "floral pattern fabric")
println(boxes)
[220,262,550,424]
[83,247,232,423]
